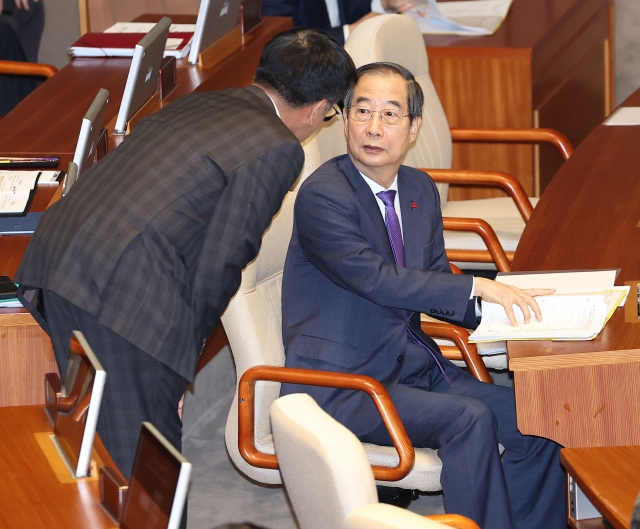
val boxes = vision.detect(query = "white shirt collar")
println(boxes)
[264,91,281,118]
[359,171,399,195]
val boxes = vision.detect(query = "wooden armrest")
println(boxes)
[70,392,92,422]
[425,514,481,529]
[450,127,573,161]
[446,249,515,266]
[450,263,463,275]
[238,365,415,482]
[420,321,491,384]
[443,217,511,272]
[0,60,57,78]
[424,168,533,222]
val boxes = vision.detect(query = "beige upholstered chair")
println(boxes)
[271,393,480,529]
[343,14,572,270]
[221,130,491,494]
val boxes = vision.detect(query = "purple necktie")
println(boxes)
[376,190,452,385]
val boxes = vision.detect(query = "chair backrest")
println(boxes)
[270,393,378,529]
[221,132,323,483]
[344,14,453,205]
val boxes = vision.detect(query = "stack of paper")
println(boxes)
[405,0,513,36]
[0,172,40,215]
[70,22,196,59]
[469,269,629,343]
[604,107,640,126]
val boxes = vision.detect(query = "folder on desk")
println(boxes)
[70,31,193,59]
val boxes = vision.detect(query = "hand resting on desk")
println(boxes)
[473,277,555,327]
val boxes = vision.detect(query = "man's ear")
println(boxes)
[307,99,329,125]
[409,116,422,143]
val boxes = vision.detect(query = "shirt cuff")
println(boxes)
[370,0,388,14]
[343,24,350,41]
[471,277,482,318]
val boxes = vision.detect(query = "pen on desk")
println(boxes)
[0,157,59,163]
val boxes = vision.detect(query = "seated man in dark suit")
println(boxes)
[281,62,566,529]
[262,0,414,44]
[15,29,356,479]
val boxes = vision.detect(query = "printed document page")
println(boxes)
[405,0,512,36]
[0,172,39,192]
[104,22,196,33]
[469,294,609,342]
[0,191,32,214]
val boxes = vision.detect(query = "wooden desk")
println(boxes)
[0,17,290,406]
[426,0,614,200]
[561,446,640,529]
[0,405,121,528]
[508,87,640,448]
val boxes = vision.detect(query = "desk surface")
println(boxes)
[561,446,640,529]
[0,405,119,528]
[510,87,640,359]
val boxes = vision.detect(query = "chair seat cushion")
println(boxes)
[442,197,539,269]
[364,444,443,491]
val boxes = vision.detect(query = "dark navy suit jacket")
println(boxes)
[262,0,371,43]
[281,155,477,436]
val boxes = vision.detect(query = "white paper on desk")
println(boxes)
[0,299,22,308]
[0,191,32,214]
[604,107,640,126]
[37,171,63,184]
[104,22,196,33]
[405,0,512,36]
[496,270,627,306]
[469,294,608,342]
[0,172,39,192]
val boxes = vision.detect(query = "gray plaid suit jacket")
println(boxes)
[16,86,304,382]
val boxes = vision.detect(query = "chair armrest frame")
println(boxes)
[443,217,511,272]
[450,127,573,161]
[420,322,492,383]
[0,60,57,78]
[426,514,481,529]
[238,365,415,482]
[424,168,533,222]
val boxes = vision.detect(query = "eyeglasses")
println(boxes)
[347,106,409,126]
[323,105,341,122]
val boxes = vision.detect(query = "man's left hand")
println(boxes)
[473,277,554,326]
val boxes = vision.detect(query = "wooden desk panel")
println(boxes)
[561,446,640,529]
[0,406,119,528]
[508,87,640,447]
[425,0,614,199]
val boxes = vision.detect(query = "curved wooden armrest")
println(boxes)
[424,168,533,222]
[70,392,92,422]
[420,321,491,384]
[450,263,463,275]
[443,217,511,272]
[238,365,415,482]
[450,127,573,161]
[0,60,57,78]
[425,514,481,529]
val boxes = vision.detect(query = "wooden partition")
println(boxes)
[426,0,614,199]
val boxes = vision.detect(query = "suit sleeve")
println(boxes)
[192,140,304,342]
[294,178,473,323]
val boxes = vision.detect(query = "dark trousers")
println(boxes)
[360,340,566,529]
[40,290,188,480]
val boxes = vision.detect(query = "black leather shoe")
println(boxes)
[376,486,419,509]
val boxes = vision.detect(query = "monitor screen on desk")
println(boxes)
[53,330,106,478]
[120,422,192,529]
[114,17,171,134]
[73,88,109,178]
[188,0,242,65]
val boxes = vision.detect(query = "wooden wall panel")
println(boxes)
[0,313,57,407]
[427,52,533,199]
[87,0,200,33]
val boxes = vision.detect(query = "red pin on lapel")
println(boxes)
[411,201,418,210]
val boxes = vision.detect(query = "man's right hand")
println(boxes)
[473,277,554,327]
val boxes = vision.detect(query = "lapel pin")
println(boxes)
[411,201,417,210]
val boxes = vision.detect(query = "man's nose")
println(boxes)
[366,113,383,135]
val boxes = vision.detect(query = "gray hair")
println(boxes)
[343,62,424,123]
